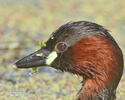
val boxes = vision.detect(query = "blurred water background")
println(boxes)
[0,0,125,100]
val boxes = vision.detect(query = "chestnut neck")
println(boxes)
[70,35,123,100]
[76,78,116,100]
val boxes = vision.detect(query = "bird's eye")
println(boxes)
[55,42,69,53]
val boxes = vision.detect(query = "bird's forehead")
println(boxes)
[51,31,85,46]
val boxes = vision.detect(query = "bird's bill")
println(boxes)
[14,48,58,69]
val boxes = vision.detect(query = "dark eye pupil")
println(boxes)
[55,42,69,52]
[57,43,66,51]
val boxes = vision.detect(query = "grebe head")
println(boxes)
[15,21,124,100]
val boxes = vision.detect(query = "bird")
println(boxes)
[14,21,124,100]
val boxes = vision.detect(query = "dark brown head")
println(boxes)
[14,21,124,100]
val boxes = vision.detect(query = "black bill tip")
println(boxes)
[14,49,49,69]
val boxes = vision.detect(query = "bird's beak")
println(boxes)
[14,48,57,69]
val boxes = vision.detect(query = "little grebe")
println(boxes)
[14,21,124,100]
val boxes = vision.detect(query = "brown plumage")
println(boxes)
[71,35,123,100]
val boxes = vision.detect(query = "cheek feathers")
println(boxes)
[70,35,123,85]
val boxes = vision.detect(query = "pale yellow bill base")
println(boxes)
[46,51,57,65]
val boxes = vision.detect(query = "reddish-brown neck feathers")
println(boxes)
[70,35,123,100]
